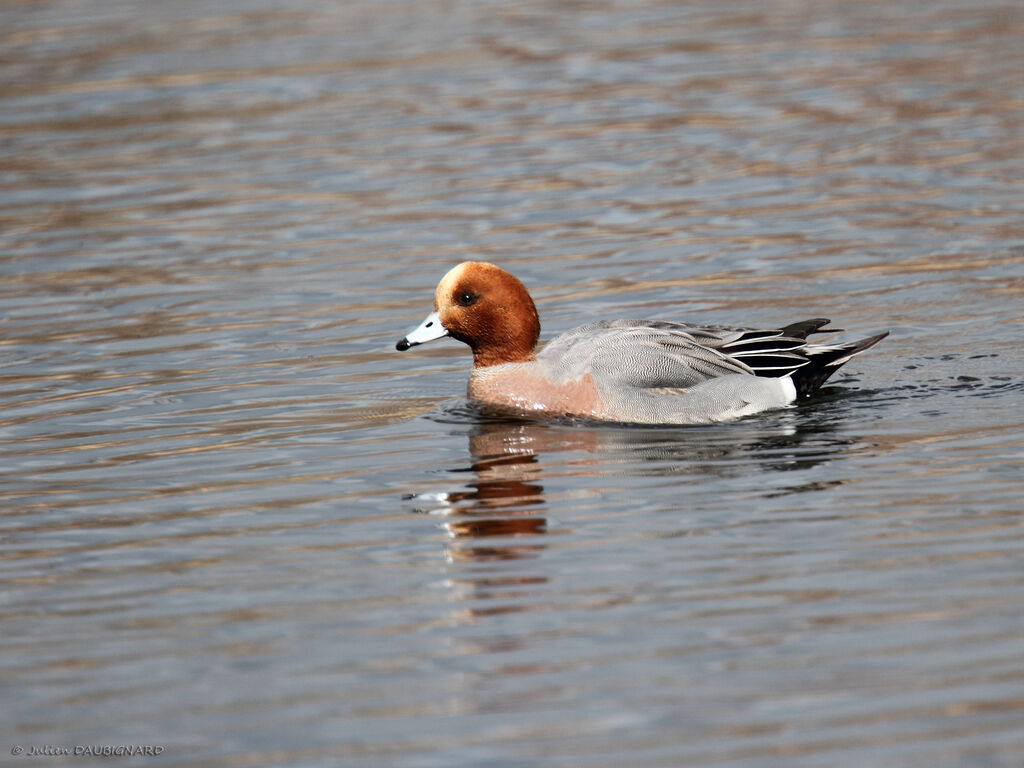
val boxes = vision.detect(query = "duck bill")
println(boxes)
[396,311,449,351]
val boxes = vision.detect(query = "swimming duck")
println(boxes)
[396,261,888,424]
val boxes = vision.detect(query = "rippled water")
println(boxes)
[2,0,1023,765]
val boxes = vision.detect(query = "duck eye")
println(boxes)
[456,291,478,307]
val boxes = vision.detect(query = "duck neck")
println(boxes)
[472,342,537,368]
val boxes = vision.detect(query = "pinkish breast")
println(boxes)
[468,363,605,419]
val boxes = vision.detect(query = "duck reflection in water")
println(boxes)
[410,420,556,563]
[407,406,863,629]
[410,400,862,555]
[413,402,856,537]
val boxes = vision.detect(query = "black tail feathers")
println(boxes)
[789,331,889,397]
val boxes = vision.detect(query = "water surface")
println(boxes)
[2,0,1023,766]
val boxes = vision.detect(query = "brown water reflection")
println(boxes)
[417,424,552,566]
[425,413,863,571]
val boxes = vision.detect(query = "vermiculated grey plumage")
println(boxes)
[538,318,889,401]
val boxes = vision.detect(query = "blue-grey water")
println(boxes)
[2,1,1023,766]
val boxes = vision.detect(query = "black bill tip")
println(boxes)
[396,338,411,351]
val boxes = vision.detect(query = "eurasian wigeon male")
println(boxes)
[396,261,888,424]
